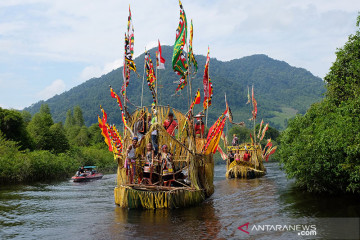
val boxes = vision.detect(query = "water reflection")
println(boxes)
[1,163,360,240]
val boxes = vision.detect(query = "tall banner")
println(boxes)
[203,47,213,110]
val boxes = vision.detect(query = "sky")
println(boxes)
[0,0,359,110]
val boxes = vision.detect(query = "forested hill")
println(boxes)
[24,45,325,130]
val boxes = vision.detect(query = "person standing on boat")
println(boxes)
[194,115,205,138]
[232,134,239,146]
[126,137,139,184]
[134,111,146,140]
[163,112,178,137]
[150,109,159,155]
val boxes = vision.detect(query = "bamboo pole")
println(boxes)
[141,48,146,108]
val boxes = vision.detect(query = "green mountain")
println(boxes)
[24,46,325,130]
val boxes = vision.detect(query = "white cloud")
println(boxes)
[79,58,123,82]
[37,79,66,100]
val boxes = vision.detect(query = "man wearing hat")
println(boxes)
[126,136,140,184]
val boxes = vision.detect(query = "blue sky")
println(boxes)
[1,0,359,110]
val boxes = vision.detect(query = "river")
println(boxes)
[1,162,360,240]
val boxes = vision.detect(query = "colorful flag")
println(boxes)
[188,19,198,73]
[260,123,269,141]
[203,47,213,110]
[225,94,233,123]
[172,0,187,69]
[145,51,157,104]
[257,119,264,139]
[217,145,228,160]
[172,0,188,92]
[157,40,165,69]
[265,146,277,161]
[203,109,227,154]
[122,6,136,96]
[250,86,257,120]
[110,87,128,127]
[189,88,201,111]
[98,107,113,152]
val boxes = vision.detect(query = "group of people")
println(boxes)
[126,111,181,185]
[227,134,252,164]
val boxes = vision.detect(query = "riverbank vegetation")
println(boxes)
[278,15,360,194]
[0,105,115,184]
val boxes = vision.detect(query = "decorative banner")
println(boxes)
[145,51,157,104]
[203,47,213,110]
[217,145,228,160]
[265,146,277,161]
[110,87,128,128]
[122,6,136,96]
[172,0,188,92]
[188,19,198,73]
[260,123,269,141]
[249,86,257,120]
[172,0,187,69]
[257,119,264,139]
[156,40,166,69]
[189,88,201,111]
[225,94,233,123]
[98,107,113,152]
[203,108,228,154]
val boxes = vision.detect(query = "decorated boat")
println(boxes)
[97,1,226,209]
[223,87,277,179]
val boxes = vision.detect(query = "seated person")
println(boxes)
[228,150,235,163]
[163,113,178,136]
[234,150,241,162]
[160,144,174,174]
[77,166,85,176]
[243,150,251,162]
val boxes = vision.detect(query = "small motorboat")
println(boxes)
[72,166,103,182]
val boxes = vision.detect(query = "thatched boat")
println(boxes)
[114,106,214,209]
[225,143,266,179]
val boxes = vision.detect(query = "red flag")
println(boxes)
[260,123,269,141]
[110,87,128,127]
[265,146,277,161]
[257,119,264,139]
[189,89,201,111]
[157,40,165,69]
[203,47,213,110]
[217,145,227,160]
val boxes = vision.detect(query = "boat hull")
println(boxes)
[72,174,104,182]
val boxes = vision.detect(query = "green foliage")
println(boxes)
[73,126,90,146]
[228,125,251,144]
[64,109,75,129]
[88,123,104,145]
[0,107,33,149]
[27,110,54,151]
[23,47,325,130]
[49,122,70,153]
[73,105,85,127]
[279,15,360,194]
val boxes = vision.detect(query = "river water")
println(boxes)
[1,162,360,240]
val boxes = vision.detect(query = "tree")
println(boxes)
[0,107,33,149]
[27,112,53,150]
[88,123,104,145]
[40,104,51,115]
[73,126,90,146]
[64,109,75,129]
[49,122,70,153]
[73,106,85,127]
[228,125,251,144]
[21,111,32,126]
[278,15,360,194]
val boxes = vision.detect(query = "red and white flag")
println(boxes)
[157,40,166,69]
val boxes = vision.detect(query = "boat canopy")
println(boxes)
[83,166,97,169]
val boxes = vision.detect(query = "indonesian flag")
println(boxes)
[157,40,165,69]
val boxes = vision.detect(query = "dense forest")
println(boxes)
[0,105,115,183]
[278,15,360,194]
[24,46,325,130]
